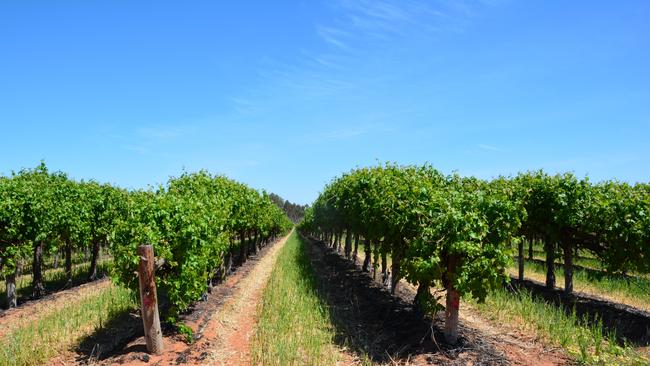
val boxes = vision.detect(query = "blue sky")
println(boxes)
[1,1,648,204]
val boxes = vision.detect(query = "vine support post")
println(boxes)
[65,242,73,284]
[517,239,524,281]
[6,267,17,308]
[138,245,164,355]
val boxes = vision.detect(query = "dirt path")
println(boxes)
[203,232,290,366]
[66,232,291,366]
[457,303,568,366]
[0,278,111,338]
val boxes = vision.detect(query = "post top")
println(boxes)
[137,244,154,255]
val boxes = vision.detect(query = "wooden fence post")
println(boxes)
[138,245,164,355]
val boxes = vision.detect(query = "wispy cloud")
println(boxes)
[315,0,483,50]
[301,50,344,69]
[230,97,257,115]
[255,65,357,97]
[228,0,498,125]
[316,25,352,50]
[340,0,446,32]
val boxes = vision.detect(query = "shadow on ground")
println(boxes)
[509,278,650,346]
[74,308,145,362]
[302,236,508,365]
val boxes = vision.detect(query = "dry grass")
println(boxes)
[0,282,135,366]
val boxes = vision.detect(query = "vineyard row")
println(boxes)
[298,164,650,344]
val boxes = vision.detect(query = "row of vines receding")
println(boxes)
[0,163,293,317]
[298,163,650,344]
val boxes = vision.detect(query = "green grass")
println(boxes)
[521,249,628,273]
[511,259,650,310]
[531,252,602,270]
[468,287,647,365]
[520,244,649,279]
[252,232,344,366]
[0,283,135,366]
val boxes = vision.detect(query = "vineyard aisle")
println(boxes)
[206,231,291,365]
[65,231,293,366]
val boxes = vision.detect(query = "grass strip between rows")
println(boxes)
[0,283,135,366]
[467,287,648,365]
[252,232,342,366]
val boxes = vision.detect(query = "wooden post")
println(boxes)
[138,245,164,355]
[518,239,524,281]
[6,267,17,308]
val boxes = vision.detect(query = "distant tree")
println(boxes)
[269,193,307,223]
